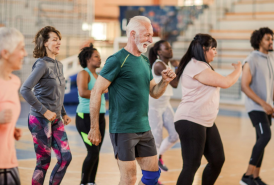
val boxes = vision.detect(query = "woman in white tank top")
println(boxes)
[148,40,179,179]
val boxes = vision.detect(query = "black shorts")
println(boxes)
[0,167,21,185]
[110,130,157,161]
[248,111,272,127]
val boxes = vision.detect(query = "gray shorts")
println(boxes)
[110,130,157,161]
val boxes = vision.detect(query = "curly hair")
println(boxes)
[148,40,167,67]
[250,27,273,50]
[78,43,97,68]
[33,26,61,58]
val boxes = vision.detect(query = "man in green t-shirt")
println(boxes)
[88,16,176,185]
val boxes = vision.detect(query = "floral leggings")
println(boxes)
[28,115,72,185]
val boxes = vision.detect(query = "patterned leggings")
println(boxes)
[28,115,72,185]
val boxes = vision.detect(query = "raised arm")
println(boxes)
[150,68,176,99]
[170,59,179,88]
[154,62,178,88]
[195,61,242,89]
[241,62,273,115]
[88,75,111,146]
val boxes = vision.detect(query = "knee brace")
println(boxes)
[141,168,161,185]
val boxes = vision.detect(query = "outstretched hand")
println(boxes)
[161,67,176,83]
[232,61,242,71]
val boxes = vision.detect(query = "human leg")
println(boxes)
[148,107,164,153]
[160,104,179,156]
[136,155,160,185]
[89,113,106,183]
[202,123,225,185]
[28,115,52,185]
[175,120,206,185]
[241,111,271,185]
[50,119,72,185]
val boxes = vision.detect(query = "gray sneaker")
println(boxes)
[158,158,168,172]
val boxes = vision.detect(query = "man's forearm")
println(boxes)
[242,86,265,106]
[89,89,102,129]
[150,80,169,99]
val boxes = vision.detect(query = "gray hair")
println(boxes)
[0,27,24,55]
[126,16,151,38]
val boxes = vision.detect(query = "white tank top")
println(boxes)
[151,59,173,96]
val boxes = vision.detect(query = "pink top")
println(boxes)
[174,58,220,127]
[0,74,21,168]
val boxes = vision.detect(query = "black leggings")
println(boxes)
[76,113,106,184]
[175,120,225,185]
[248,111,271,168]
[0,167,21,185]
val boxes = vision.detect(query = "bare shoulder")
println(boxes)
[77,70,89,78]
[77,70,90,84]
[154,61,167,76]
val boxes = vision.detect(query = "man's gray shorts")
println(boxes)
[110,130,157,161]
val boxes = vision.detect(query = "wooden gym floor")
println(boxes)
[16,100,274,185]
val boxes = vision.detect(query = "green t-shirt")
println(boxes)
[100,48,153,133]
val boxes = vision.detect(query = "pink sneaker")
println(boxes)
[158,158,168,172]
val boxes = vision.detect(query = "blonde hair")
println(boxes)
[33,26,61,58]
[0,27,24,55]
[126,16,151,38]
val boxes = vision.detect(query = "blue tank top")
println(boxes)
[76,68,106,114]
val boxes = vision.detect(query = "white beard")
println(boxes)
[135,37,151,53]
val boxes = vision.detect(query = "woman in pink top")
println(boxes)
[0,27,27,185]
[174,34,242,185]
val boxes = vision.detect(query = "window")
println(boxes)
[91,22,107,40]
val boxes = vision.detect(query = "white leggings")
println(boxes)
[148,96,179,156]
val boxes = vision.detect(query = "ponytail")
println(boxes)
[176,33,216,80]
[148,40,166,67]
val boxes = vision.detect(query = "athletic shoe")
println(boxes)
[254,177,267,185]
[240,174,258,185]
[158,158,168,172]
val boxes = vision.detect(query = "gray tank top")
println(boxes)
[243,50,274,113]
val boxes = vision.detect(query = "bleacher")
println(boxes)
[0,0,93,83]
[172,0,274,103]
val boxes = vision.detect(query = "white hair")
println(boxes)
[126,16,151,38]
[0,27,24,54]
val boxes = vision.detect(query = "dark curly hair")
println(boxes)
[33,26,61,58]
[78,43,97,68]
[148,40,166,67]
[250,27,273,50]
